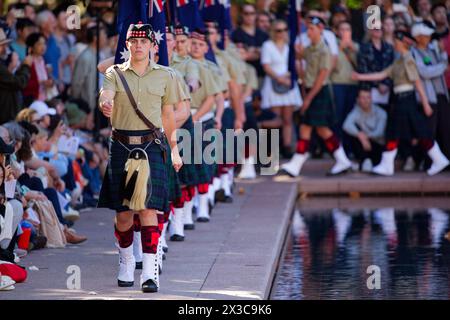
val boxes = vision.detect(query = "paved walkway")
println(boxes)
[2,177,297,300]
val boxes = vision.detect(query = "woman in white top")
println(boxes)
[261,20,302,157]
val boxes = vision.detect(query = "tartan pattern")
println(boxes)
[98,130,169,213]
[167,151,182,202]
[386,92,432,141]
[177,116,202,185]
[301,86,336,127]
[201,118,218,182]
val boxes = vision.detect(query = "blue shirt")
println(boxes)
[44,35,61,80]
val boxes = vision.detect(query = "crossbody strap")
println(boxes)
[113,66,158,131]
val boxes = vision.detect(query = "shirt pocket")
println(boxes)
[146,85,164,107]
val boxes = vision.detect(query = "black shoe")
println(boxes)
[192,206,197,215]
[197,217,210,223]
[223,195,233,203]
[170,234,185,241]
[141,279,158,293]
[215,189,226,202]
[135,261,143,269]
[118,280,134,287]
[162,246,168,253]
[184,224,195,230]
[208,202,213,215]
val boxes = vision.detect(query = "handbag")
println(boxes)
[271,77,291,94]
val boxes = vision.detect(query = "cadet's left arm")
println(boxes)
[415,79,433,117]
[302,68,328,112]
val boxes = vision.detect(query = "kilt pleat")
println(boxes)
[302,86,336,127]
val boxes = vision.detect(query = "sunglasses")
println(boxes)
[275,28,288,33]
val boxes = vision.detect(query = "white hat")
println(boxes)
[412,23,435,37]
[29,101,56,118]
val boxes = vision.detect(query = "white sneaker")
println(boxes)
[361,159,373,173]
[280,153,309,177]
[117,244,135,287]
[62,207,80,222]
[329,146,352,175]
[372,149,398,176]
[0,275,16,291]
[220,173,232,197]
[238,157,257,179]
[427,143,450,176]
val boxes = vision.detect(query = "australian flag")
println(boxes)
[114,0,168,66]
[288,0,302,89]
[170,0,204,30]
[200,0,231,49]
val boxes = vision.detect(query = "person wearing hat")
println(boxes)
[29,100,56,129]
[0,27,32,125]
[353,30,450,176]
[98,22,183,293]
[188,28,224,223]
[281,16,352,177]
[411,23,450,162]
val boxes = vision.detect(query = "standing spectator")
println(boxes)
[22,33,54,105]
[415,0,434,24]
[343,88,387,172]
[36,10,60,81]
[53,5,76,96]
[232,4,269,78]
[331,21,359,152]
[357,26,395,111]
[256,11,272,34]
[10,18,35,62]
[0,27,32,125]
[383,15,396,46]
[431,3,449,38]
[71,26,107,112]
[261,20,302,158]
[411,23,450,160]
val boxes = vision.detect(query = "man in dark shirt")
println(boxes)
[231,4,269,77]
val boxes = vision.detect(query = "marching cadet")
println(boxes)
[352,30,450,176]
[166,25,202,241]
[189,28,225,222]
[281,16,353,177]
[206,21,245,203]
[235,42,260,179]
[97,22,183,293]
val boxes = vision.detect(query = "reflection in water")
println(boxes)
[272,207,450,300]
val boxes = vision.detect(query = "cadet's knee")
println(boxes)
[115,210,133,228]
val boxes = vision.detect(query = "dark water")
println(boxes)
[271,206,450,300]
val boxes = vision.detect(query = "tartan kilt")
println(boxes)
[386,91,432,141]
[167,152,182,202]
[97,129,170,213]
[177,116,201,186]
[201,118,218,182]
[221,107,239,164]
[302,86,336,127]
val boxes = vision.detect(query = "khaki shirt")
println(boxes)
[101,60,179,130]
[171,52,200,83]
[331,42,359,85]
[244,63,258,90]
[303,40,331,88]
[384,52,420,87]
[190,59,222,110]
[214,49,245,85]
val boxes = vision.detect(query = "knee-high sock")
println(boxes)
[140,225,160,254]
[115,225,134,248]
[324,135,340,154]
[296,139,310,154]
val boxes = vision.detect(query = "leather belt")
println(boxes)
[112,130,162,145]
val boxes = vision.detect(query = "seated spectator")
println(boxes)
[29,100,56,129]
[343,88,387,172]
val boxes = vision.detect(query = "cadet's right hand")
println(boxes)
[423,104,433,117]
[101,100,113,118]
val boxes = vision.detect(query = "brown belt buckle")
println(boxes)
[129,136,142,145]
